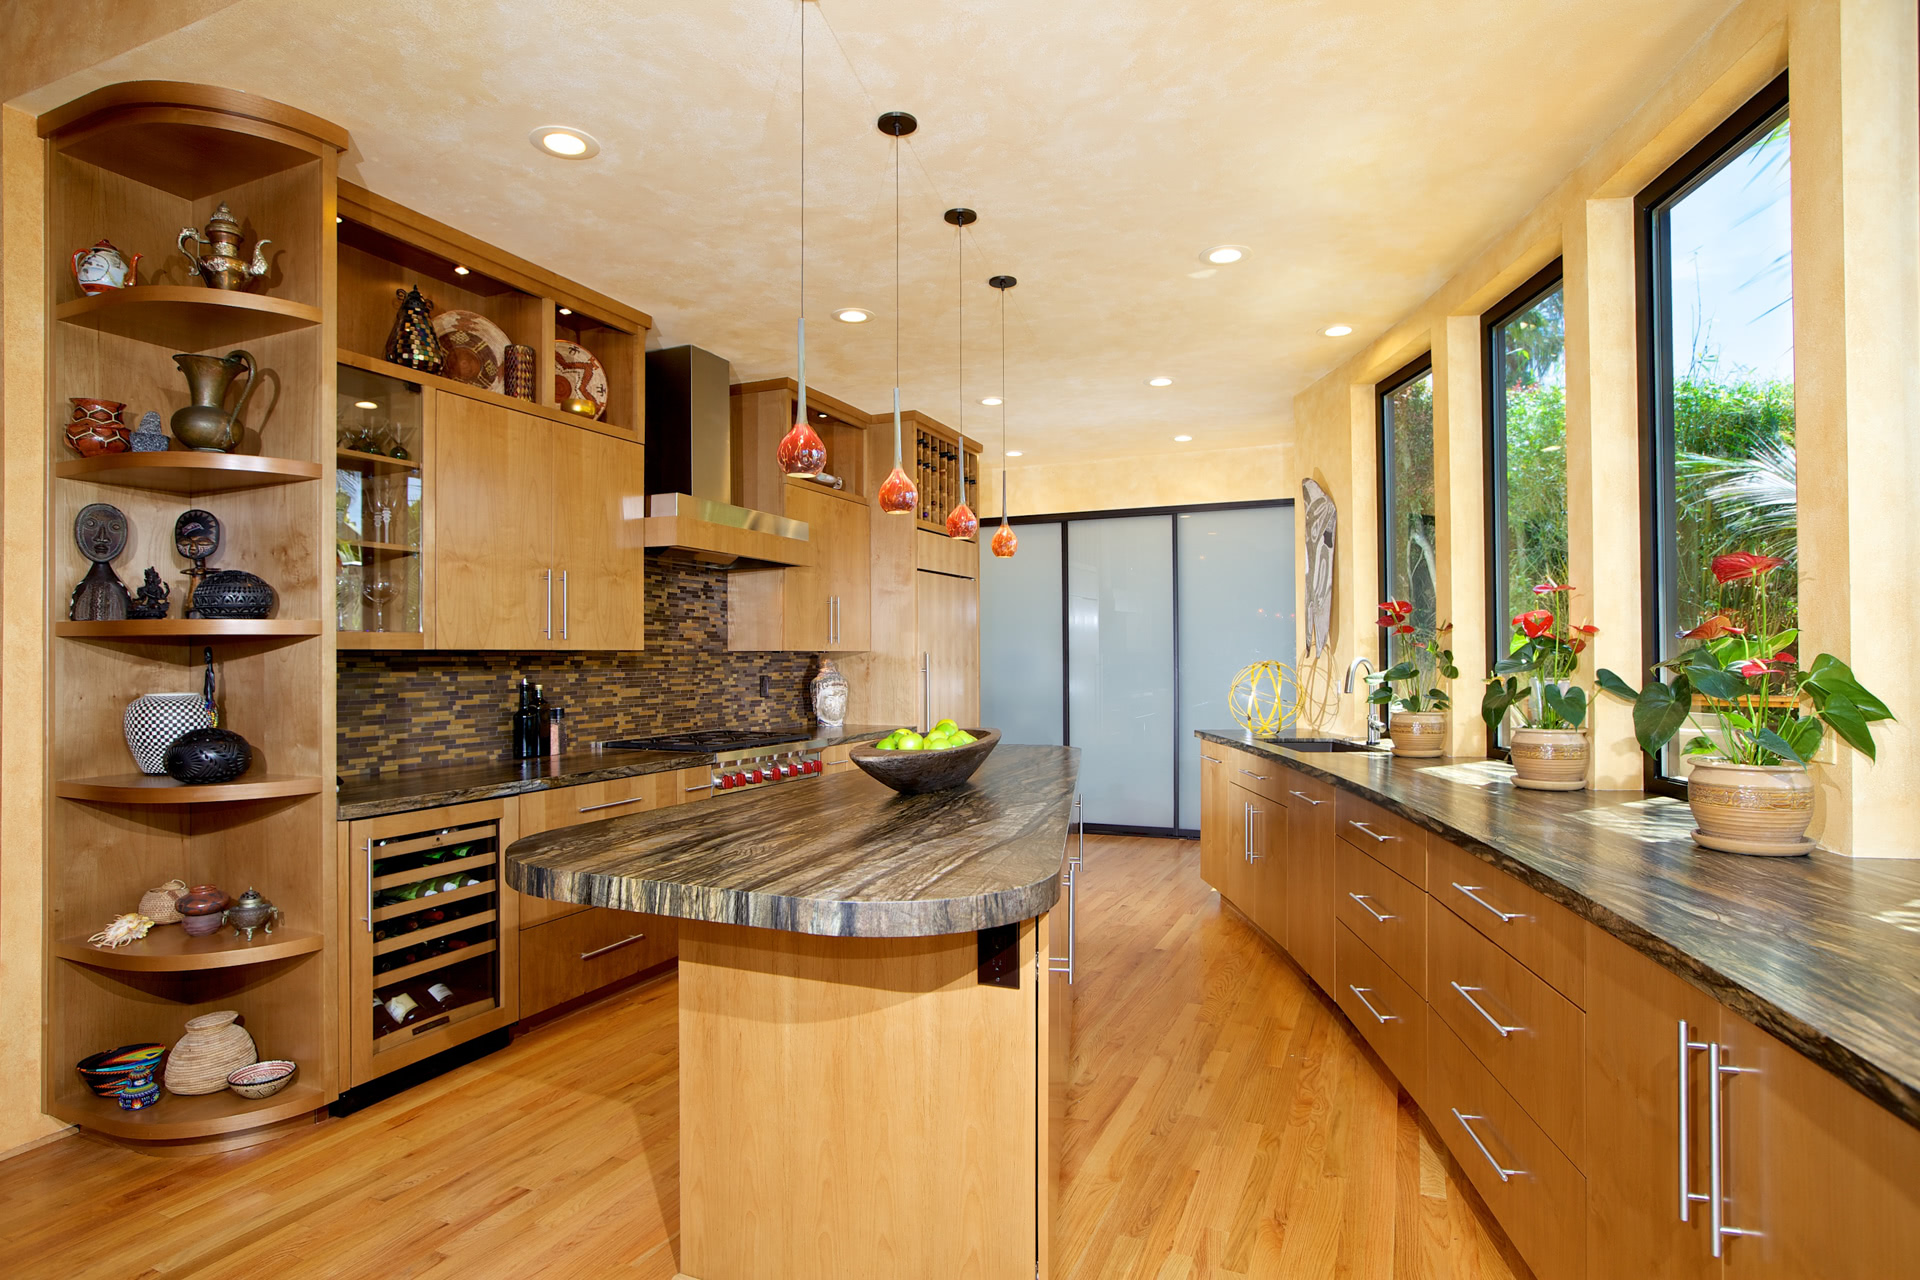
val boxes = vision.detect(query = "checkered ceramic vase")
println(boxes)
[124,692,213,775]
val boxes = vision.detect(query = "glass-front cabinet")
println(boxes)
[336,364,427,645]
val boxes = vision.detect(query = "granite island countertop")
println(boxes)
[337,724,895,821]
[505,745,1081,938]
[1197,728,1920,1129]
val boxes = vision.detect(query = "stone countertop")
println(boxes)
[336,725,895,821]
[1197,728,1920,1129]
[505,745,1081,938]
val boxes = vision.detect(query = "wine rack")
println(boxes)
[913,423,980,533]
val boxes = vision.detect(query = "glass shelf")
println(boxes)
[336,364,425,638]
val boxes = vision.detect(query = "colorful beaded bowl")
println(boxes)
[75,1043,167,1098]
[227,1059,297,1100]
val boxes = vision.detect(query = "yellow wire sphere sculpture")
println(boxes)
[1229,661,1299,738]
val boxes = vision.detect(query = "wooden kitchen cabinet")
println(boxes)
[727,484,871,652]
[1239,780,1286,942]
[1198,747,1234,892]
[1282,766,1337,993]
[550,424,647,649]
[915,567,979,728]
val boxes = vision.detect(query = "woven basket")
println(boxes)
[164,1010,257,1096]
[137,879,189,925]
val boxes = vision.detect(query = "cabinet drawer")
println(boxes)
[1430,838,1586,1006]
[1430,902,1585,1167]
[519,907,678,1017]
[1334,921,1426,1100]
[1336,843,1427,997]
[1225,748,1290,807]
[1336,791,1427,888]
[1429,1016,1586,1280]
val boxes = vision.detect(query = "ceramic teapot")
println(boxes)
[71,239,139,294]
[178,203,271,291]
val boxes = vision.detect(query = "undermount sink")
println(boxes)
[1255,737,1383,753]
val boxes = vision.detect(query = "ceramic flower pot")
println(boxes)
[1508,727,1589,791]
[1685,759,1815,855]
[1387,710,1447,758]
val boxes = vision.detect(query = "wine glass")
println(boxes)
[363,575,394,631]
[370,497,395,544]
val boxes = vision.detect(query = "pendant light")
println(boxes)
[943,207,979,540]
[776,5,827,478]
[875,111,919,515]
[989,274,1019,557]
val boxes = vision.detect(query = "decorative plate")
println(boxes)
[432,309,509,393]
[554,339,609,419]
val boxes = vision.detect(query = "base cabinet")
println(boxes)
[519,909,678,1015]
[1282,768,1336,992]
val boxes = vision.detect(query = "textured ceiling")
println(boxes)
[23,0,1738,464]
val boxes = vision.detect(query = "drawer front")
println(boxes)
[1335,790,1427,888]
[1428,1016,1586,1280]
[1225,748,1291,807]
[519,907,678,1017]
[1429,902,1585,1167]
[1429,838,1587,1006]
[1334,921,1426,1100]
[519,773,664,834]
[1335,843,1427,997]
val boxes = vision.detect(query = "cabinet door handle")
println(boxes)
[1678,1020,1712,1223]
[1347,985,1397,1023]
[579,932,646,961]
[1347,819,1393,842]
[363,838,375,932]
[1288,789,1325,806]
[1242,800,1251,861]
[544,568,553,640]
[560,569,569,641]
[1247,806,1262,860]
[1050,795,1082,983]
[921,651,931,731]
[1451,883,1523,923]
[1450,982,1523,1037]
[577,795,644,814]
[1708,1042,1762,1255]
[1346,891,1395,922]
[1452,1109,1525,1183]
[1201,753,1223,764]
[1238,768,1270,781]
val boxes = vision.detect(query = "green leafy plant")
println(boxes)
[1480,583,1597,731]
[1596,552,1892,766]
[1370,601,1458,713]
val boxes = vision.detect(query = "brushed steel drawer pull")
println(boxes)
[1288,789,1325,806]
[1239,768,1270,781]
[1678,1020,1712,1223]
[1201,754,1223,764]
[1452,883,1523,923]
[579,932,646,961]
[1708,1042,1762,1254]
[577,795,646,814]
[1347,891,1395,923]
[685,783,712,793]
[1452,1109,1524,1183]
[1348,985,1397,1023]
[1348,820,1393,842]
[1450,982,1523,1037]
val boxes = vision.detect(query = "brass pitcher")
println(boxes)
[178,203,271,291]
[170,350,258,452]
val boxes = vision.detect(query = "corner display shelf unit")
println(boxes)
[40,82,347,1151]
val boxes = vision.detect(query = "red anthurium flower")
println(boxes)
[1572,623,1599,635]
[1772,651,1796,665]
[1680,613,1745,640]
[1710,552,1788,584]
[1513,609,1554,639]
[1732,658,1772,678]
[1570,638,1588,654]
[1532,581,1574,595]
[1393,624,1415,635]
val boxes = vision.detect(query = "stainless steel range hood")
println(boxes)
[640,345,813,567]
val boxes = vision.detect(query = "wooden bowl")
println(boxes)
[849,729,1000,795]
[227,1059,296,1099]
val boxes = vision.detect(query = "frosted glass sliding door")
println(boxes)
[979,522,1064,745]
[1175,507,1297,830]
[1067,516,1175,829]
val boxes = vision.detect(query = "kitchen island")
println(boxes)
[505,745,1082,1280]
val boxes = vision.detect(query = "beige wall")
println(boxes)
[1290,0,1920,853]
[981,442,1293,518]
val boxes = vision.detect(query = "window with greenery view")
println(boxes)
[1646,90,1794,778]
[1490,279,1567,629]
[1380,362,1436,649]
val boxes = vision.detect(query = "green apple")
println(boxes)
[950,730,977,746]
[876,733,900,750]
[894,731,925,751]
[933,718,960,735]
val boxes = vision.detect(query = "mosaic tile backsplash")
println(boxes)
[338,561,817,774]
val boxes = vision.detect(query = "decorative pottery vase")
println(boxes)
[71,238,139,294]
[811,657,849,727]
[191,569,275,619]
[137,879,189,925]
[164,1010,257,1096]
[1387,710,1447,758]
[64,398,130,457]
[169,349,257,452]
[1685,759,1815,855]
[164,727,253,785]
[503,343,536,400]
[384,287,443,373]
[117,1069,162,1110]
[1508,727,1589,791]
[177,884,231,937]
[225,888,279,940]
[124,692,213,775]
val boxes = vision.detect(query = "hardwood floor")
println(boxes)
[0,836,1523,1279]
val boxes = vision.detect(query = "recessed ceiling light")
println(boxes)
[1173,435,1193,442]
[834,308,871,323]
[453,265,470,276]
[1203,245,1246,265]
[1323,324,1353,337]
[1006,450,1023,458]
[531,126,599,159]
[353,400,378,410]
[335,216,343,224]
[558,307,573,316]
[980,397,1002,406]
[1148,376,1173,387]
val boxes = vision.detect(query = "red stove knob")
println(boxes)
[750,769,766,784]
[806,759,823,774]
[718,774,735,790]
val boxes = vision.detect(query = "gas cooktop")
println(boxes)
[603,729,812,754]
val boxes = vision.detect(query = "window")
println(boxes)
[1639,75,1794,785]
[1486,263,1567,665]
[1379,354,1436,659]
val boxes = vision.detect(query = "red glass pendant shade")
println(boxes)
[777,420,826,478]
[878,465,918,514]
[990,520,1018,558]
[945,503,978,540]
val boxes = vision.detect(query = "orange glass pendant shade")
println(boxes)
[878,465,918,514]
[777,419,826,478]
[946,502,978,540]
[991,520,1018,558]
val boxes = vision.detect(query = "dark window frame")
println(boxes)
[1376,351,1435,666]
[1635,71,1791,796]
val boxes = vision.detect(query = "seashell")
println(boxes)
[88,913,156,949]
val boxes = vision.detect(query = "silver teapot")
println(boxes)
[225,887,280,941]
[178,203,271,291]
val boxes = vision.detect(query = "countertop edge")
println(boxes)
[1195,729,1920,1132]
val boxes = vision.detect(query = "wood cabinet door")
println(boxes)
[550,426,646,650]
[1198,747,1231,890]
[781,486,834,650]
[433,394,553,649]
[823,493,872,650]
[1241,785,1286,942]
[1282,770,1337,993]
[916,569,979,729]
[1037,905,1072,1279]
[1584,927,1722,1280]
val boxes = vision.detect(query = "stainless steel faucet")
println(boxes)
[1344,655,1384,746]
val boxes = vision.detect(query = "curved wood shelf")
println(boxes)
[51,1081,325,1141]
[336,348,628,435]
[55,774,326,805]
[57,286,322,347]
[55,619,322,640]
[343,539,418,556]
[55,926,323,972]
[336,448,420,473]
[56,452,323,494]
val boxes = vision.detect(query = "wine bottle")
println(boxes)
[512,677,539,759]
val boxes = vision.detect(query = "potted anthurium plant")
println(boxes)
[1480,582,1598,790]
[1369,601,1457,758]
[1597,551,1892,855]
